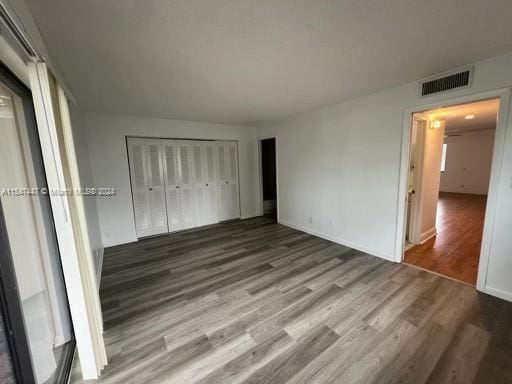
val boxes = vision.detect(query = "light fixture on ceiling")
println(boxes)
[429,120,442,130]
[464,114,475,119]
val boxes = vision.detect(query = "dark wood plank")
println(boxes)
[404,192,486,285]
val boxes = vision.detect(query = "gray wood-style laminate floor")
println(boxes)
[71,216,512,384]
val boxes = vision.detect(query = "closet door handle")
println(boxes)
[225,181,229,184]
[148,187,153,191]
[206,183,209,186]
[176,186,180,189]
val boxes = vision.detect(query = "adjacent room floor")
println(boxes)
[71,216,511,384]
[404,192,487,285]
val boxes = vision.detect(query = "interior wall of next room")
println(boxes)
[83,112,259,247]
[440,129,495,195]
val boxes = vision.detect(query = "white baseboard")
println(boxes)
[439,188,488,195]
[278,219,395,262]
[482,286,512,302]
[420,227,437,244]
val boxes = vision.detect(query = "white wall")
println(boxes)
[254,52,512,300]
[440,129,495,195]
[69,107,104,276]
[84,113,258,247]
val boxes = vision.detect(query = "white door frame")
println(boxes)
[395,87,511,292]
[256,136,279,219]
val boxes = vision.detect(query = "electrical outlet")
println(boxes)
[308,217,313,224]
[329,220,335,227]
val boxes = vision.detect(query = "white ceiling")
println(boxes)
[25,0,512,125]
[423,98,499,133]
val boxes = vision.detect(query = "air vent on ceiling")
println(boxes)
[419,66,473,97]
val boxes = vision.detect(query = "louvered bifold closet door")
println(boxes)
[203,141,219,224]
[162,139,182,231]
[128,138,152,237]
[191,141,207,226]
[226,141,240,219]
[216,141,240,221]
[177,141,196,230]
[127,138,168,237]
[145,139,169,235]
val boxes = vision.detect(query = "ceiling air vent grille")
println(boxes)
[419,67,473,97]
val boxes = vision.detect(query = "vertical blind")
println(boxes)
[28,62,106,380]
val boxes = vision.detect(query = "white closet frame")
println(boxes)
[127,137,240,238]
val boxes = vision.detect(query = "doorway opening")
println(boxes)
[259,138,277,221]
[403,98,500,285]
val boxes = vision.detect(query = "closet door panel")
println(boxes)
[192,142,207,226]
[204,142,218,224]
[127,138,152,237]
[205,144,216,184]
[216,141,240,221]
[228,143,238,182]
[145,139,168,235]
[162,140,182,231]
[177,141,196,230]
[180,188,195,229]
[216,142,228,221]
[227,142,240,219]
[205,186,218,224]
[218,183,231,221]
[230,183,239,218]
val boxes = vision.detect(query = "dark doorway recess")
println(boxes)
[261,138,277,220]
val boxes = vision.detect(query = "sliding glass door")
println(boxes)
[0,64,74,384]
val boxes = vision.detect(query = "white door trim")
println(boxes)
[395,87,511,293]
[407,117,428,245]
